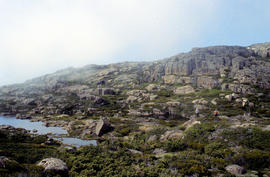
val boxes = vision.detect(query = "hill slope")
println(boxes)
[1,42,270,176]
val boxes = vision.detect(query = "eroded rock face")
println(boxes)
[37,158,68,173]
[197,76,219,89]
[249,42,270,58]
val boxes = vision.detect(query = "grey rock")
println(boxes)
[37,158,68,173]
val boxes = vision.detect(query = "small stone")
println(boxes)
[225,94,233,102]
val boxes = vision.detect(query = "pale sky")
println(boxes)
[0,0,270,86]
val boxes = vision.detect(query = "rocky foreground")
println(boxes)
[0,42,270,176]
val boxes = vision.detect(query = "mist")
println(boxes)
[0,0,270,86]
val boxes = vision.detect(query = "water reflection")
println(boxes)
[0,116,96,147]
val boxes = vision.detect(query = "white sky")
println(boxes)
[0,0,268,86]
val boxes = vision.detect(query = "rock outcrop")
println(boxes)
[174,85,195,95]
[1,42,270,121]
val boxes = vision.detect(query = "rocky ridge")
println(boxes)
[0,42,270,176]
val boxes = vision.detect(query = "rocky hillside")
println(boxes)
[1,43,270,117]
[1,42,270,176]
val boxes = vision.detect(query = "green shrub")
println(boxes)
[222,127,270,150]
[163,140,187,152]
[170,159,209,176]
[205,142,232,158]
[234,149,270,170]
[157,89,173,97]
[184,122,216,144]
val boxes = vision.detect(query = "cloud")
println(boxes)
[0,0,220,85]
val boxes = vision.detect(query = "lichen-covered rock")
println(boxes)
[225,164,245,175]
[37,158,68,173]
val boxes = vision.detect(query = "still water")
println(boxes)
[0,116,96,147]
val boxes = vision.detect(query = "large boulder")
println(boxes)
[225,164,245,175]
[37,158,68,173]
[174,85,195,95]
[95,118,113,136]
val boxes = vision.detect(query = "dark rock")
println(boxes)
[0,156,21,170]
[95,118,113,136]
